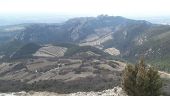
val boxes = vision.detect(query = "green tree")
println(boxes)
[122,59,162,96]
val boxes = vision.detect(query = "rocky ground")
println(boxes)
[0,87,127,96]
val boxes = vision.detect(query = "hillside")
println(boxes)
[0,41,126,93]
[1,15,170,71]
[0,15,170,95]
[0,62,170,96]
[0,54,125,93]
[0,42,169,95]
[0,41,112,60]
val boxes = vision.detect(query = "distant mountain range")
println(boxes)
[0,15,70,26]
[1,15,170,71]
[1,15,170,26]
[140,16,170,25]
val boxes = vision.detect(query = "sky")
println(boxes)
[0,0,170,18]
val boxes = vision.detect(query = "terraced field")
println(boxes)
[104,48,120,56]
[33,45,67,57]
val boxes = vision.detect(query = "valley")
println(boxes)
[1,15,170,72]
[0,15,170,95]
[0,48,125,93]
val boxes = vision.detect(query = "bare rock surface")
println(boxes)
[104,48,120,56]
[0,87,127,96]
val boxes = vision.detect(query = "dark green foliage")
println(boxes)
[0,40,24,56]
[108,61,117,68]
[0,41,41,61]
[53,42,112,58]
[65,45,110,57]
[124,25,170,72]
[11,43,41,59]
[122,59,162,96]
[0,76,119,93]
[0,80,28,92]
[16,24,71,43]
[162,78,170,96]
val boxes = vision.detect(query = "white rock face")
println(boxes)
[69,87,127,96]
[0,87,127,96]
[33,45,67,57]
[79,27,113,47]
[159,71,170,79]
[4,26,25,32]
[79,34,112,47]
[104,48,120,56]
[0,55,4,59]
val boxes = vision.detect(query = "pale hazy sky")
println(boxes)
[0,0,170,17]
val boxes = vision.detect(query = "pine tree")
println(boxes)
[122,59,162,96]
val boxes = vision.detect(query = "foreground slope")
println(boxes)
[0,87,127,96]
